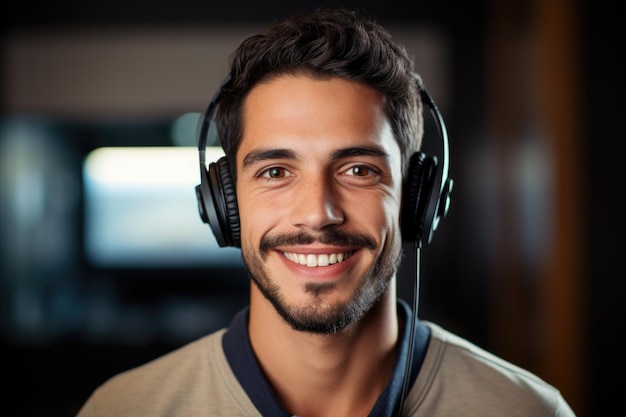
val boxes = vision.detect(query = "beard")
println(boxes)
[242,229,403,334]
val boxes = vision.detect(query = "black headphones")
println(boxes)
[195,76,453,249]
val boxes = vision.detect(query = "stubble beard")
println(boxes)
[242,230,403,334]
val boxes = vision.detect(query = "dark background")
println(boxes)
[1,1,622,416]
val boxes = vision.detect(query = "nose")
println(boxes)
[289,173,344,231]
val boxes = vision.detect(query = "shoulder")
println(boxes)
[76,329,253,417]
[108,328,227,386]
[403,322,576,417]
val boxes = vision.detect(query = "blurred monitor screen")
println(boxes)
[83,146,243,268]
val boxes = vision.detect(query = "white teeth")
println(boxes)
[283,251,349,267]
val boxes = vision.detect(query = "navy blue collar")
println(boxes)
[222,299,429,417]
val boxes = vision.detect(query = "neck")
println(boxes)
[248,283,400,417]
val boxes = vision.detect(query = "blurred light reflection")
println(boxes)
[83,146,243,268]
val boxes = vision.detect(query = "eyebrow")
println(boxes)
[242,148,296,168]
[331,146,389,160]
[242,146,389,168]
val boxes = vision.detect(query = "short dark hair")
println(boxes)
[216,8,423,177]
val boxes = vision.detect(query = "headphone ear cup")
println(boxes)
[195,156,241,248]
[402,152,440,247]
[214,157,241,247]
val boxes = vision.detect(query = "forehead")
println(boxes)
[237,75,400,161]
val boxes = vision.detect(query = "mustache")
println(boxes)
[259,229,377,256]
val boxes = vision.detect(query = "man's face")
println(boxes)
[236,75,404,334]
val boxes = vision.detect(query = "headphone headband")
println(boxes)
[198,75,231,167]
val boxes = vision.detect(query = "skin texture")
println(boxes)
[236,74,404,417]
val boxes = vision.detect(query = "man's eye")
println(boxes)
[349,165,372,176]
[261,167,289,178]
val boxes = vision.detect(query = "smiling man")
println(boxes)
[239,75,403,416]
[76,8,577,417]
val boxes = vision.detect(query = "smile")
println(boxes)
[283,251,353,267]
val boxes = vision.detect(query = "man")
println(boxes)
[77,8,576,417]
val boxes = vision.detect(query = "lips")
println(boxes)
[282,251,353,267]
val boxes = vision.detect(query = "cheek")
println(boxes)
[237,193,282,245]
[383,198,403,236]
[354,193,402,239]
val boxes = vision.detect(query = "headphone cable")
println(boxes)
[396,247,420,416]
